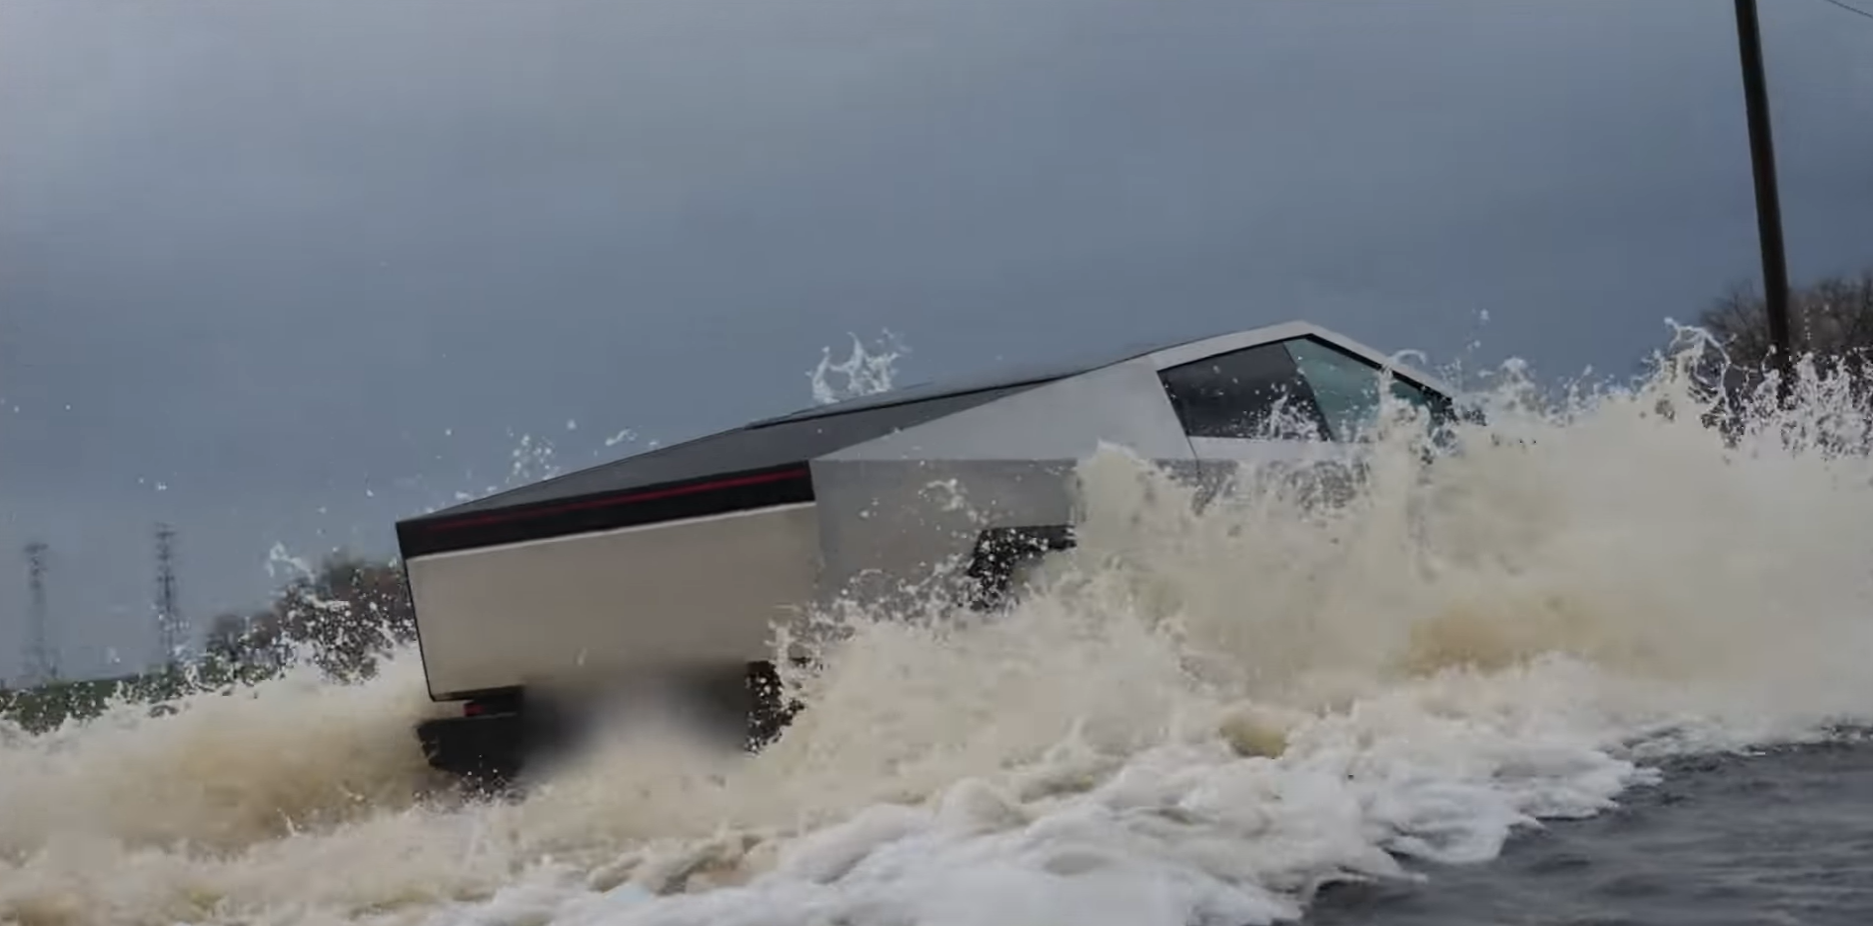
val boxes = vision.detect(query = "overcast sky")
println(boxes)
[2,0,1870,682]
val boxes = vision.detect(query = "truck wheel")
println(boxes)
[661,662,804,751]
[747,660,804,749]
[964,525,1075,610]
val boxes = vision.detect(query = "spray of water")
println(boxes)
[4,328,1873,926]
[808,330,909,406]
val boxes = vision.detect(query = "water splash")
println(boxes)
[6,328,1873,926]
[808,330,909,405]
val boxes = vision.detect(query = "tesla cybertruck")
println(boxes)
[394,321,1458,785]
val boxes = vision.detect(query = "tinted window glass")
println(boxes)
[1158,342,1326,439]
[1284,337,1445,440]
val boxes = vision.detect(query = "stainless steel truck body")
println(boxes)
[395,321,1456,783]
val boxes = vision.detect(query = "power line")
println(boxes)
[1810,0,1873,22]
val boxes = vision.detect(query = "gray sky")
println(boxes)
[2,0,1870,682]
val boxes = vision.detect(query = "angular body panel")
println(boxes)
[808,359,1199,609]
[406,501,822,699]
[807,457,1081,612]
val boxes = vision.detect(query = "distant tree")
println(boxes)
[1673,266,1873,438]
[201,608,290,679]
[1,553,416,732]
[204,612,247,662]
[268,552,416,681]
[1689,268,1873,377]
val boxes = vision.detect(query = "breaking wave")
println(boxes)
[5,329,1873,926]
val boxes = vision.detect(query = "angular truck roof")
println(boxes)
[396,321,1447,558]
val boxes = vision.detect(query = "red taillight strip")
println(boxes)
[423,467,811,532]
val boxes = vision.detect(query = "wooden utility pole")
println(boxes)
[1733,0,1796,398]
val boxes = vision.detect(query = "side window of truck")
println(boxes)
[1158,342,1329,440]
[1283,336,1448,441]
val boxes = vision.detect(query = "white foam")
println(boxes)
[808,330,908,406]
[6,334,1873,926]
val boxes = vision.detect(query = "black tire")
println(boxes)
[963,525,1076,610]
